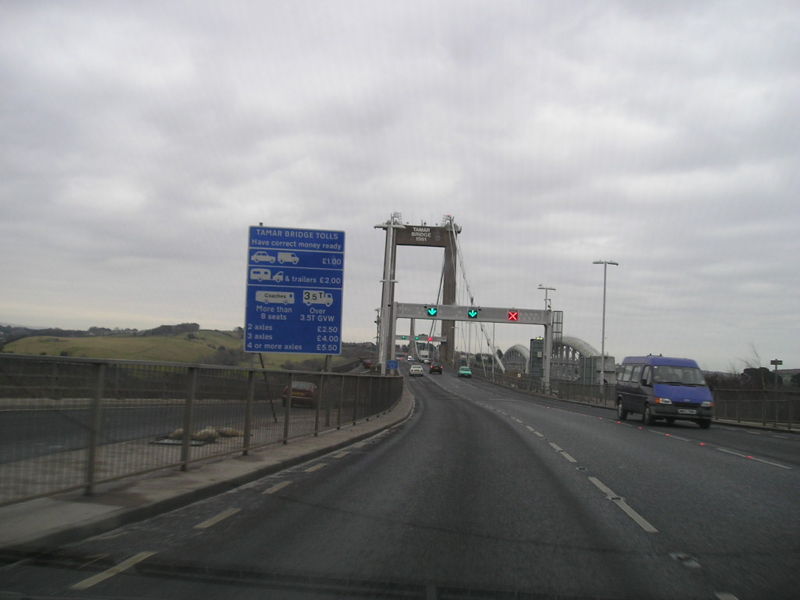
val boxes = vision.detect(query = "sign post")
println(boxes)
[244,226,344,355]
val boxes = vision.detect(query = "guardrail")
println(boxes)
[0,354,402,506]
[470,368,798,430]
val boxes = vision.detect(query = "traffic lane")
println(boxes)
[446,374,800,467]
[2,376,714,600]
[432,374,800,599]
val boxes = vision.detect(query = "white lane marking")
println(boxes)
[513,417,522,423]
[714,593,740,600]
[771,435,788,440]
[669,551,701,569]
[525,425,536,432]
[560,451,578,463]
[263,480,293,494]
[548,442,563,452]
[587,476,658,533]
[194,507,241,530]
[717,448,792,470]
[667,434,690,441]
[533,430,545,438]
[332,451,349,458]
[304,463,327,473]
[71,551,156,590]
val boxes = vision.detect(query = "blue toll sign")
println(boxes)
[244,226,345,354]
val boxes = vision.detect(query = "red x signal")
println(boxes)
[507,310,519,321]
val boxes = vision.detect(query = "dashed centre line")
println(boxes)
[560,451,578,463]
[71,551,157,590]
[263,481,293,495]
[194,507,241,529]
[304,463,327,473]
[588,476,658,534]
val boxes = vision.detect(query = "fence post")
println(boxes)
[181,367,197,471]
[774,397,778,428]
[84,363,105,496]
[325,375,333,428]
[243,370,255,456]
[337,376,344,430]
[353,377,360,425]
[314,373,323,437]
[365,377,373,421]
[283,373,292,444]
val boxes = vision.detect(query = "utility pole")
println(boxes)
[593,260,619,389]
[770,358,783,389]
[537,284,556,310]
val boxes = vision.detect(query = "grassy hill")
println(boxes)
[1,330,351,369]
[3,330,240,362]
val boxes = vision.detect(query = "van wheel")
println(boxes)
[643,405,654,426]
[698,419,711,429]
[616,401,628,420]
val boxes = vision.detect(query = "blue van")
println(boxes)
[615,356,713,428]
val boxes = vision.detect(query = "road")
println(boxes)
[2,370,798,599]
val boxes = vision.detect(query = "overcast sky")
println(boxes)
[2,1,798,372]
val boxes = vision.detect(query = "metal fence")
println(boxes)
[712,388,797,430]
[472,369,798,430]
[0,354,403,506]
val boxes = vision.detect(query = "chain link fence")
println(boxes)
[0,354,402,506]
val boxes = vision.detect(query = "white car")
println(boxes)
[278,252,300,264]
[409,364,424,376]
[251,250,276,263]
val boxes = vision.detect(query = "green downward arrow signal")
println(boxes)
[467,309,479,319]
[426,307,438,317]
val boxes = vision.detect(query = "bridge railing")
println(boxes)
[0,354,403,507]
[712,388,797,430]
[472,368,798,430]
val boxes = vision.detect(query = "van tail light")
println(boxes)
[655,397,672,405]
[701,401,714,408]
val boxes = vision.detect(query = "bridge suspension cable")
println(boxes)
[445,216,506,373]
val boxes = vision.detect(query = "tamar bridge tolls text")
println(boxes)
[259,229,339,240]
[251,239,343,251]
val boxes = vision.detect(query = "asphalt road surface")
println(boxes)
[2,370,798,599]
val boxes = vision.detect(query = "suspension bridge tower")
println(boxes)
[376,214,461,371]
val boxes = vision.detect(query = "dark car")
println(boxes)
[281,380,318,408]
[429,362,443,374]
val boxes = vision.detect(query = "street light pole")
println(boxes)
[593,260,619,389]
[537,284,556,310]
